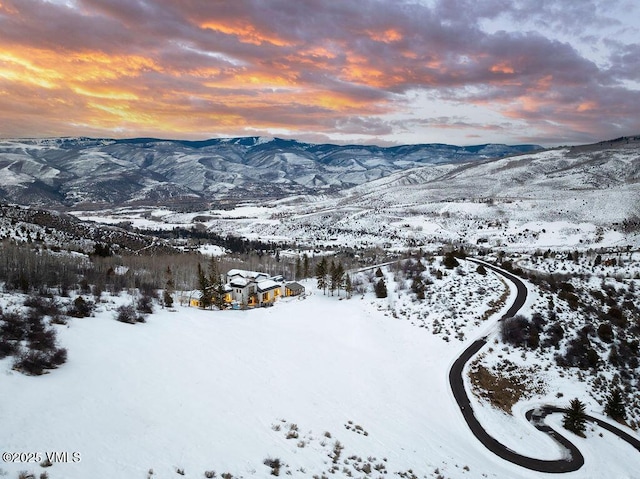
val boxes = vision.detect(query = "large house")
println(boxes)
[188,269,288,309]
[226,269,284,307]
[187,269,307,310]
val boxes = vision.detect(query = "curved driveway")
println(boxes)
[450,258,640,473]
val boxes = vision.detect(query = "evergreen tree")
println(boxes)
[215,282,227,310]
[197,263,211,309]
[163,266,175,308]
[375,267,384,278]
[208,258,223,308]
[295,257,302,280]
[315,257,328,294]
[329,261,344,296]
[303,253,310,279]
[527,326,540,349]
[562,398,587,436]
[443,252,459,269]
[375,278,387,298]
[328,260,336,296]
[411,276,425,300]
[344,274,353,299]
[604,387,626,422]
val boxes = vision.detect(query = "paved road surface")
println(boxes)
[449,258,640,473]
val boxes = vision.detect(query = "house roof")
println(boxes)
[230,277,249,287]
[285,282,305,292]
[256,280,281,292]
[227,269,269,280]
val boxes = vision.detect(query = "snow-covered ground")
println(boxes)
[2,269,640,479]
[69,191,640,253]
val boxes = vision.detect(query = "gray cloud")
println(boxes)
[0,0,638,145]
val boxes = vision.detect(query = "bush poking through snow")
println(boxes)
[67,296,94,318]
[330,440,344,464]
[443,252,459,269]
[263,457,282,476]
[136,293,154,314]
[115,305,145,324]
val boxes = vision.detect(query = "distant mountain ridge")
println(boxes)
[0,136,540,208]
[338,135,640,225]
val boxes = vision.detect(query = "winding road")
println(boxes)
[449,258,640,473]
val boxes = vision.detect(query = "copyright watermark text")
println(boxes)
[2,451,81,463]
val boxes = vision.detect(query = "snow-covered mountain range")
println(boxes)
[0,136,539,208]
[339,135,640,225]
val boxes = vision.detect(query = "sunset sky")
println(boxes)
[0,0,638,146]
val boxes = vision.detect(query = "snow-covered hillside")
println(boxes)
[2,260,640,479]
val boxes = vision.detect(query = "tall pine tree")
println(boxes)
[375,278,388,298]
[344,274,353,299]
[604,387,626,422]
[562,398,587,436]
[197,263,212,309]
[208,257,226,309]
[303,253,310,279]
[163,266,175,308]
[315,257,328,294]
[295,257,302,280]
[331,261,344,296]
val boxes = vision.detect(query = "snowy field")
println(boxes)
[3,272,640,479]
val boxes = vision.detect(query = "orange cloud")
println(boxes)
[577,100,597,112]
[367,29,403,43]
[490,62,515,74]
[200,21,293,47]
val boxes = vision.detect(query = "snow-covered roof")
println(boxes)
[256,280,281,292]
[227,269,269,281]
[230,277,249,287]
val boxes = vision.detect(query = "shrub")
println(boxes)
[542,322,564,348]
[0,310,28,341]
[24,295,62,317]
[331,441,344,464]
[443,252,459,269]
[67,296,94,318]
[500,315,530,347]
[115,305,142,324]
[28,327,57,352]
[263,457,282,476]
[0,337,18,359]
[562,334,599,369]
[136,294,154,314]
[49,347,68,367]
[13,349,49,376]
[597,323,614,343]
